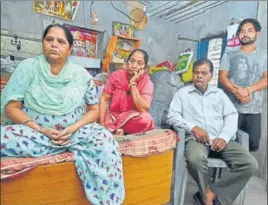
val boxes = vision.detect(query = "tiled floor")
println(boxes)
[245,176,267,205]
[183,172,267,205]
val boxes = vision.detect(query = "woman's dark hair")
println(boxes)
[42,24,74,47]
[193,58,214,74]
[126,49,149,66]
[236,18,262,36]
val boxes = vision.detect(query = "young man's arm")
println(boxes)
[219,53,251,103]
[219,71,237,93]
[219,53,237,93]
[249,71,268,93]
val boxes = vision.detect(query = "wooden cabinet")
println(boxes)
[102,36,140,72]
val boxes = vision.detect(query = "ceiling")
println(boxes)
[136,1,231,24]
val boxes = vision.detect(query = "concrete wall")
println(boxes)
[0,1,179,65]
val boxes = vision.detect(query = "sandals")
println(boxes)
[193,192,220,205]
[193,192,206,205]
[213,197,222,205]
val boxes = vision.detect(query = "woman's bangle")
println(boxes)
[247,86,252,94]
[129,83,137,87]
[22,119,43,133]
[22,119,34,125]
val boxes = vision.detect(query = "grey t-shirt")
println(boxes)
[220,48,267,114]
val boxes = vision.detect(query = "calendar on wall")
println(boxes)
[33,1,80,21]
[207,38,223,87]
[64,24,99,59]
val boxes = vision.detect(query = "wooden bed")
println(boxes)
[1,150,174,205]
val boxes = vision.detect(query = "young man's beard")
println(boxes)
[239,37,256,45]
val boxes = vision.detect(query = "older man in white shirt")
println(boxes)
[167,59,258,205]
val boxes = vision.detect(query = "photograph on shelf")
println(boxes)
[112,21,135,38]
[33,0,80,21]
[64,24,99,58]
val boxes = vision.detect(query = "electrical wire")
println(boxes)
[104,30,110,40]
[89,1,94,21]
[110,1,145,23]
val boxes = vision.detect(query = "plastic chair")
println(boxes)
[170,129,249,205]
[207,129,249,205]
[170,127,188,205]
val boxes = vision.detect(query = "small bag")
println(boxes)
[181,60,194,83]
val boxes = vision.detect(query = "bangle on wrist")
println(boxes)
[129,82,137,87]
[22,119,34,125]
[231,86,237,94]
[22,119,43,133]
[247,86,252,94]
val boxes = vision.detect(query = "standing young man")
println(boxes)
[219,18,267,152]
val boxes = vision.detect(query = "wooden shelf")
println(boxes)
[116,35,140,41]
[102,36,141,72]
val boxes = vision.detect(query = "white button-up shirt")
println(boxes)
[167,84,238,143]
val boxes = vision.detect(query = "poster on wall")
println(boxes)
[226,23,241,51]
[64,24,98,58]
[112,21,135,38]
[33,1,80,21]
[207,38,223,87]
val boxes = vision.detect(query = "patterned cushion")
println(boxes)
[115,129,179,157]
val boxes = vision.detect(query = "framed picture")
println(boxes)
[33,0,80,21]
[175,51,194,74]
[64,24,99,58]
[112,21,135,38]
